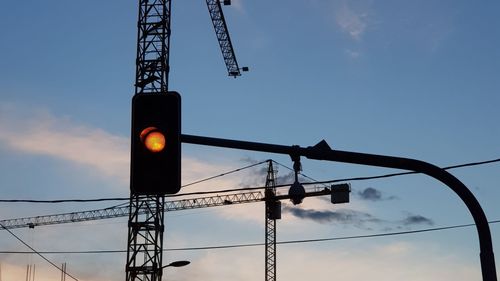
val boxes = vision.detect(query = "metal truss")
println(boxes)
[126,195,165,281]
[2,183,332,281]
[205,0,241,77]
[135,0,171,94]
[167,191,263,209]
[0,191,264,230]
[130,0,171,279]
[129,2,243,276]
[265,160,278,281]
[0,205,130,230]
[0,189,335,231]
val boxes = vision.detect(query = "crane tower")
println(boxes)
[127,0,245,280]
[265,161,280,281]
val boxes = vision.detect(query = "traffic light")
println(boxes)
[130,91,181,195]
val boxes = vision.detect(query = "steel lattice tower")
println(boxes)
[265,160,278,281]
[126,195,165,281]
[134,0,171,94]
[126,0,244,279]
[126,1,171,280]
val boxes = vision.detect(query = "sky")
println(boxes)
[0,0,499,280]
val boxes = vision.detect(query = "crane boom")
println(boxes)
[0,189,334,230]
[0,191,263,230]
[0,205,130,230]
[205,0,242,77]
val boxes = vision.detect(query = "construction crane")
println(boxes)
[206,0,248,77]
[130,0,246,280]
[265,160,280,281]
[134,0,246,95]
[0,161,349,281]
[0,191,266,230]
[0,183,336,231]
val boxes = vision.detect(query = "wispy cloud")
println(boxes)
[0,105,129,183]
[0,104,243,190]
[283,205,434,230]
[283,206,382,229]
[178,240,478,281]
[345,48,361,59]
[401,213,434,226]
[334,2,368,41]
[357,187,397,201]
[358,187,382,200]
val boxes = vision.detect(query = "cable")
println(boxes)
[181,159,269,188]
[0,223,79,281]
[1,157,499,203]
[0,160,270,203]
[284,157,500,187]
[169,156,500,196]
[1,220,499,254]
[0,198,129,203]
[272,160,330,188]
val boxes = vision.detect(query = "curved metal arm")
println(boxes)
[182,134,497,281]
[304,141,497,281]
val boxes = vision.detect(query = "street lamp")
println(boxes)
[162,260,191,269]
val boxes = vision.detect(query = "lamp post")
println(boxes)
[162,260,190,281]
[162,260,191,269]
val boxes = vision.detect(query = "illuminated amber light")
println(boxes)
[140,127,166,153]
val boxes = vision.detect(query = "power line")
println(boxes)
[0,157,499,204]
[1,220,499,255]
[181,159,270,188]
[0,223,79,281]
[0,198,129,203]
[272,160,330,188]
[162,156,500,197]
[303,157,500,186]
[0,160,270,204]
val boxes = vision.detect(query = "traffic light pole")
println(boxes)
[181,134,497,281]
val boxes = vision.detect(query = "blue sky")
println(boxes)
[0,0,499,280]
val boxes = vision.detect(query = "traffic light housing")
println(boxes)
[130,92,181,195]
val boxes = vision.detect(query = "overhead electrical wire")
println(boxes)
[1,220,499,255]
[181,159,270,188]
[141,156,500,198]
[305,157,500,186]
[0,223,80,281]
[0,157,499,204]
[0,159,270,204]
[272,160,330,188]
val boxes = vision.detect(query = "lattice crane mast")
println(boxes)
[130,1,245,280]
[134,0,246,96]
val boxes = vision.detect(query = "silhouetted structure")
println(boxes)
[127,1,244,280]
[265,160,280,281]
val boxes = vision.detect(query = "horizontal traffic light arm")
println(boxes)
[181,133,496,281]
